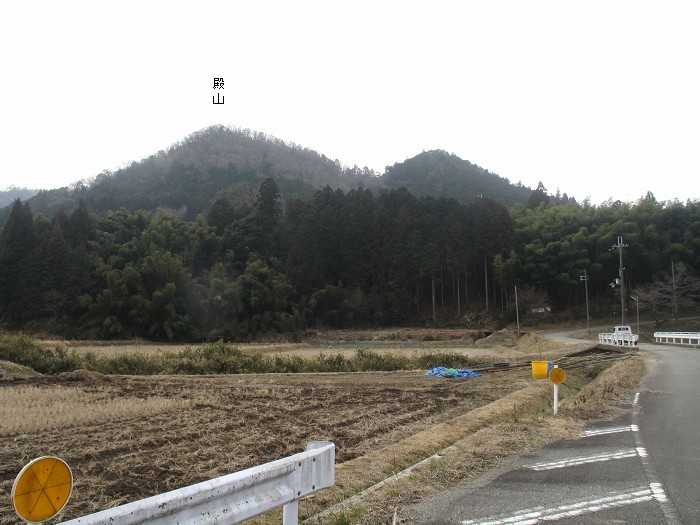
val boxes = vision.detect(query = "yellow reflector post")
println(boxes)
[12,456,73,523]
[550,367,565,384]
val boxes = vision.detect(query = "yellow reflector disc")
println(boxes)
[549,368,565,384]
[12,457,73,523]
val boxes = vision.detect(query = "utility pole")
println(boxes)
[671,261,678,321]
[515,285,520,336]
[610,236,628,325]
[580,269,590,335]
[631,295,640,339]
[484,257,489,311]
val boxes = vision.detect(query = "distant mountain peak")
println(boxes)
[0,186,39,208]
[0,125,535,225]
[382,150,531,206]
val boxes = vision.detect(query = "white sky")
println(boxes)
[1,1,699,204]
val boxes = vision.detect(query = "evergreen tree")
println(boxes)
[0,200,37,323]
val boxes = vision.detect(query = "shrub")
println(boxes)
[0,335,486,376]
[414,352,480,370]
[353,348,409,371]
[0,334,82,374]
[313,353,352,373]
[100,353,165,375]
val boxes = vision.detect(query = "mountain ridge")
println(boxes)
[0,186,39,208]
[0,125,534,225]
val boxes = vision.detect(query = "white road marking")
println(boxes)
[634,392,640,405]
[630,400,683,523]
[581,424,639,437]
[462,389,680,525]
[461,487,654,524]
[527,448,647,471]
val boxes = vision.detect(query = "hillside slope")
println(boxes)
[0,187,39,208]
[1,126,379,223]
[0,127,535,224]
[383,150,531,206]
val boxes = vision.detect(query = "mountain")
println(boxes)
[0,126,380,224]
[0,126,535,226]
[382,150,532,206]
[0,186,39,208]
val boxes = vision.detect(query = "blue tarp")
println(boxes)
[425,367,481,378]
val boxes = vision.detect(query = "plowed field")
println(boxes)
[0,369,531,524]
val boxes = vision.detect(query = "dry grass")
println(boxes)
[562,352,646,419]
[39,330,580,363]
[40,341,194,357]
[0,359,42,380]
[0,384,198,437]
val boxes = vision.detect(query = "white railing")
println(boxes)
[598,333,638,347]
[59,441,335,525]
[654,332,700,347]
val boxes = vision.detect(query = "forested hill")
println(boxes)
[0,126,536,225]
[0,187,38,208]
[0,126,380,225]
[1,183,698,341]
[383,150,532,207]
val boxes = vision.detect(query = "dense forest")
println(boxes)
[0,178,698,341]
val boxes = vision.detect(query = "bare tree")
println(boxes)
[517,286,551,318]
[632,265,700,325]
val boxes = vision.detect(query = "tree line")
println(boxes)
[0,181,698,341]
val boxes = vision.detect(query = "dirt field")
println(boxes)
[0,367,537,524]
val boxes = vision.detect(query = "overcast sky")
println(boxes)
[1,1,698,204]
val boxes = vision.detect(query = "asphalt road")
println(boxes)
[538,325,609,344]
[403,342,700,524]
[640,344,700,523]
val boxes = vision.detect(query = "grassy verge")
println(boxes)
[0,334,486,375]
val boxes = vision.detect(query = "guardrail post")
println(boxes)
[281,442,333,525]
[282,501,298,525]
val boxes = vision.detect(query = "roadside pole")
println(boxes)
[554,369,559,416]
[631,295,640,340]
[549,366,565,416]
[610,236,628,326]
[515,285,520,336]
[580,270,590,336]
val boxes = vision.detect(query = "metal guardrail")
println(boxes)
[59,441,335,525]
[598,333,638,347]
[654,332,700,347]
